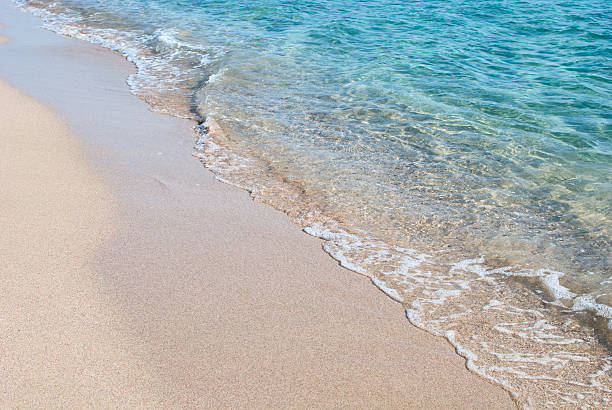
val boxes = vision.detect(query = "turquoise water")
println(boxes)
[19,0,611,406]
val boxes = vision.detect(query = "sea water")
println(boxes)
[15,0,611,406]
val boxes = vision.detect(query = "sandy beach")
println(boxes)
[0,1,515,407]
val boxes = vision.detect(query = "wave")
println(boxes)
[196,118,611,408]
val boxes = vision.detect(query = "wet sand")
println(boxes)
[0,2,515,407]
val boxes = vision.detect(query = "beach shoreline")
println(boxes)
[0,1,519,407]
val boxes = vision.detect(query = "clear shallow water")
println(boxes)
[17,0,611,406]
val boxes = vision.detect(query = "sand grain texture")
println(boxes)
[0,80,169,407]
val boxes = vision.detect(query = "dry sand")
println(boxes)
[0,79,165,406]
[0,4,515,408]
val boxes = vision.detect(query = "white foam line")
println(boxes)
[370,277,403,302]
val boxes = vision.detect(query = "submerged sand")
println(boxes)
[0,3,515,408]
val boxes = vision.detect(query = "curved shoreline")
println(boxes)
[6,1,611,407]
[0,2,517,407]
